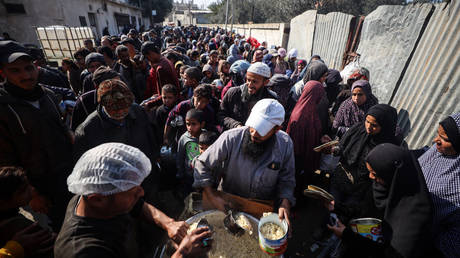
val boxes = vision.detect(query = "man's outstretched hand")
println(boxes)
[172,227,213,258]
[166,220,189,244]
[12,223,55,256]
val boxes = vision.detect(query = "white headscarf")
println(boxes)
[288,48,298,59]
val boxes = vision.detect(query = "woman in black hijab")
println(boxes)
[325,69,343,108]
[329,104,403,219]
[327,143,435,258]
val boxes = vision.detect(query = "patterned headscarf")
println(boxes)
[97,79,134,111]
[333,80,379,136]
[418,112,460,257]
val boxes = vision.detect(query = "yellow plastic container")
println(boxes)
[349,218,383,243]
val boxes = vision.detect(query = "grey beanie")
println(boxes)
[85,53,106,66]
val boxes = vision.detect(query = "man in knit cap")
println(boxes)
[217,62,277,130]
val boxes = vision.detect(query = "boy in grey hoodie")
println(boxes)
[176,109,205,196]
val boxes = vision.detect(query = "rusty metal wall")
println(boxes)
[390,1,460,148]
[356,4,434,104]
[312,12,354,70]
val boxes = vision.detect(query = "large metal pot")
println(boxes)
[158,210,261,258]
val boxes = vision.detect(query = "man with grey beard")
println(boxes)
[193,99,295,227]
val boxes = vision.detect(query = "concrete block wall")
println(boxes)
[0,0,64,45]
[197,23,289,48]
[287,10,317,60]
[0,0,145,46]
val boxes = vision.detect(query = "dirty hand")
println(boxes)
[278,199,291,237]
[166,220,189,244]
[174,227,212,258]
[12,223,55,255]
[327,219,346,238]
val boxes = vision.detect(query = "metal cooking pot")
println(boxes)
[158,210,260,258]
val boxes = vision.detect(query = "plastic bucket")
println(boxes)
[349,218,383,243]
[258,213,288,256]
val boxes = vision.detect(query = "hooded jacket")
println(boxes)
[73,104,160,165]
[73,104,161,200]
[0,84,73,199]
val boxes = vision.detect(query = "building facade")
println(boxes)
[164,0,211,26]
[0,0,151,45]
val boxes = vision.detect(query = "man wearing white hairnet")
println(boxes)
[55,143,212,258]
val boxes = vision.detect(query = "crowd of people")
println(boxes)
[0,25,458,258]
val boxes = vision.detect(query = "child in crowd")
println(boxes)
[156,84,179,135]
[164,84,217,151]
[198,131,219,154]
[201,64,215,84]
[176,109,206,197]
[0,166,54,257]
[179,65,189,81]
[191,131,222,189]
[182,67,203,99]
[189,50,200,67]
[178,65,190,93]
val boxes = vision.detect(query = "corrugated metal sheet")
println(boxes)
[312,12,354,70]
[287,10,317,59]
[390,2,460,148]
[356,4,433,104]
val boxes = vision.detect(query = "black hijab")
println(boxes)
[340,104,400,167]
[325,69,342,105]
[366,143,433,258]
[439,116,460,153]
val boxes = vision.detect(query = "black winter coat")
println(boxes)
[217,84,277,130]
[0,85,73,199]
[74,104,160,164]
[74,104,161,201]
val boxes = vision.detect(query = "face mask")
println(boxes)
[109,110,129,120]
[323,82,327,88]
[104,106,129,121]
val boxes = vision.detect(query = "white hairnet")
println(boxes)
[68,143,151,196]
